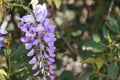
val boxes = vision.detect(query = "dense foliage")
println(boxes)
[0,0,120,80]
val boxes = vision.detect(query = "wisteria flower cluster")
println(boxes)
[0,29,7,51]
[17,3,56,80]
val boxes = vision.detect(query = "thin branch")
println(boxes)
[106,0,115,20]
[53,17,78,54]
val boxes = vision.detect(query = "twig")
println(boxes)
[106,0,115,20]
[53,17,77,54]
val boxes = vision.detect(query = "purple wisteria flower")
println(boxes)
[17,3,56,80]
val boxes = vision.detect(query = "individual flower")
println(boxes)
[17,15,35,23]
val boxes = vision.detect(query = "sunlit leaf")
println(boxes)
[0,74,6,80]
[92,32,101,42]
[95,58,104,70]
[0,57,7,68]
[83,58,95,63]
[0,69,8,78]
[53,0,61,9]
[82,41,106,53]
[30,0,38,9]
[4,0,13,2]
[47,0,52,6]
[71,32,77,37]
[0,0,2,3]
[0,4,2,19]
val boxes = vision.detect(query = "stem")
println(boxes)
[93,71,110,79]
[39,37,44,62]
[9,3,32,14]
[38,37,46,76]
[5,48,12,74]
[53,16,78,55]
[106,0,114,20]
[8,54,11,73]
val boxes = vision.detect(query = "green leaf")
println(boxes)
[92,32,101,42]
[107,62,119,79]
[0,69,7,76]
[47,0,53,6]
[82,41,106,53]
[4,0,13,2]
[83,58,95,63]
[95,58,104,70]
[60,71,76,80]
[0,4,2,19]
[106,17,120,33]
[0,57,7,69]
[79,71,91,80]
[0,74,6,80]
[72,32,77,37]
[103,26,109,39]
[0,0,2,4]
[53,0,61,9]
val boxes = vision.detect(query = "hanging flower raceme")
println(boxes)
[17,3,56,80]
[0,29,7,51]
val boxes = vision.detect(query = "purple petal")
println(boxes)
[29,57,36,64]
[48,57,55,63]
[16,16,21,20]
[32,64,37,70]
[44,52,49,59]
[22,15,35,23]
[25,43,32,49]
[45,25,55,33]
[36,76,41,80]
[44,37,51,42]
[44,18,50,26]
[25,31,31,37]
[47,47,55,53]
[27,49,35,57]
[50,65,56,70]
[37,54,41,61]
[47,60,52,65]
[20,27,27,32]
[47,48,56,57]
[49,53,55,58]
[33,3,47,15]
[20,36,29,43]
[47,42,54,47]
[32,39,39,45]
[0,29,7,34]
[50,75,55,79]
[0,37,4,41]
[38,32,43,37]
[49,70,55,74]
[33,71,40,76]
[36,24,44,32]
[36,13,45,22]
[45,33,55,38]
